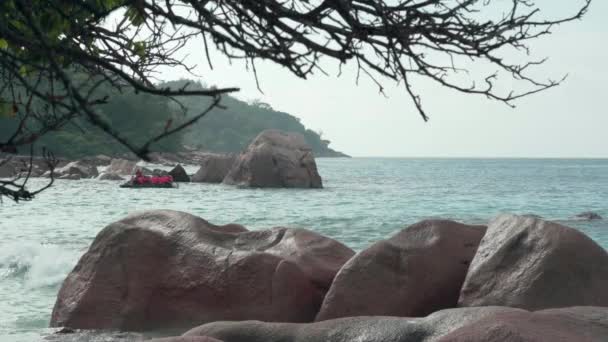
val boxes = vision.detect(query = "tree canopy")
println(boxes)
[0,0,592,201]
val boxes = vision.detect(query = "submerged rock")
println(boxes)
[574,211,603,220]
[316,220,486,321]
[50,210,353,331]
[223,130,322,188]
[169,164,190,182]
[459,214,608,310]
[191,154,236,183]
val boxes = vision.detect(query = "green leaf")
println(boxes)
[0,39,8,50]
[133,41,146,59]
[19,65,29,76]
[126,6,145,26]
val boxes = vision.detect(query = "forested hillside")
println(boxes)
[0,79,347,158]
[163,80,347,157]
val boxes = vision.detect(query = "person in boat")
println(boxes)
[134,169,149,184]
[132,169,173,185]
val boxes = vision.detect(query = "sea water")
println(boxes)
[1,158,607,341]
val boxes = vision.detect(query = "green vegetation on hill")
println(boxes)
[0,80,182,159]
[1,79,347,158]
[163,80,347,157]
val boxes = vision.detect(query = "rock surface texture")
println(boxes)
[316,220,486,321]
[191,154,236,183]
[437,307,608,342]
[185,306,608,342]
[223,130,322,188]
[50,210,353,331]
[459,214,608,310]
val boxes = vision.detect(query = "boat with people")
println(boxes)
[119,169,177,188]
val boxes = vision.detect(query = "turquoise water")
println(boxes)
[1,158,607,341]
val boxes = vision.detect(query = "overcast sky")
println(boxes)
[158,1,607,158]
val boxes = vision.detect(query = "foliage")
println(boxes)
[165,80,346,157]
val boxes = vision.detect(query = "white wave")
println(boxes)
[0,242,79,288]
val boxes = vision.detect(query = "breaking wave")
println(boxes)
[0,242,78,288]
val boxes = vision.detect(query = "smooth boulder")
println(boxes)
[316,220,486,321]
[191,154,236,183]
[223,130,322,188]
[185,307,530,342]
[50,210,353,331]
[169,164,190,182]
[105,158,138,175]
[437,307,608,342]
[459,214,608,310]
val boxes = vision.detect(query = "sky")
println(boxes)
[158,1,607,158]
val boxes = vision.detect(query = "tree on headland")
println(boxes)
[0,0,592,201]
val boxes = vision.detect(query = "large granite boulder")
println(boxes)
[54,161,99,179]
[316,220,486,321]
[50,210,354,331]
[437,307,608,342]
[191,154,236,183]
[169,164,190,182]
[223,130,322,188]
[459,214,608,310]
[184,307,541,342]
[105,158,138,175]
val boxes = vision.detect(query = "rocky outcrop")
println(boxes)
[191,154,236,183]
[81,155,112,167]
[98,173,124,181]
[0,160,15,178]
[574,211,603,220]
[169,164,190,182]
[1,155,56,178]
[437,307,608,342]
[223,130,322,188]
[185,306,608,342]
[53,161,99,179]
[316,220,486,321]
[105,159,138,175]
[50,210,354,331]
[459,214,608,310]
